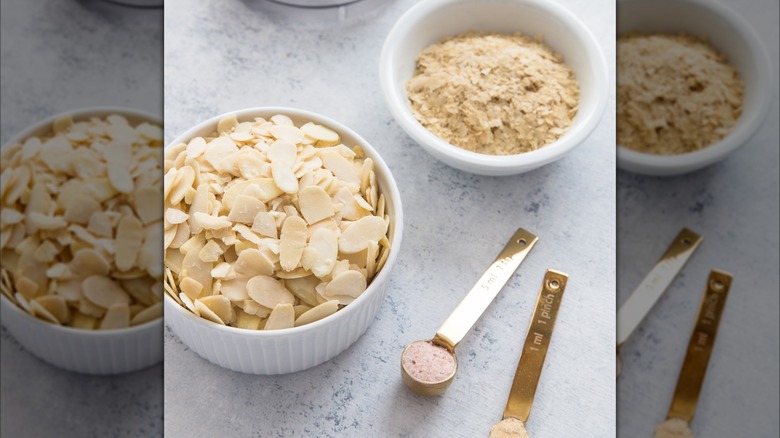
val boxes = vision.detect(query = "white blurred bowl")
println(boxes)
[379,0,609,176]
[616,0,773,176]
[164,107,404,375]
[0,107,163,375]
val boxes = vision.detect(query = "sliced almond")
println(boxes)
[198,240,224,263]
[299,186,335,225]
[70,248,110,276]
[27,212,67,230]
[338,216,388,254]
[82,276,131,308]
[251,211,278,238]
[33,295,71,324]
[267,139,297,167]
[279,216,307,271]
[195,295,232,325]
[246,275,294,308]
[220,278,249,302]
[295,300,339,327]
[29,299,61,324]
[71,311,98,329]
[234,248,274,277]
[270,114,294,126]
[64,193,101,225]
[264,303,295,330]
[285,275,320,307]
[321,150,359,185]
[165,208,189,225]
[179,277,204,301]
[116,215,143,271]
[324,270,367,304]
[108,162,134,194]
[235,309,263,330]
[228,195,265,224]
[301,123,339,143]
[192,212,231,230]
[130,302,162,326]
[217,114,239,134]
[307,228,338,278]
[100,303,131,329]
[271,162,299,194]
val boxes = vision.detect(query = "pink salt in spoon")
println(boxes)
[401,228,538,396]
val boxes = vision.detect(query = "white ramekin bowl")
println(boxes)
[0,107,164,375]
[379,0,609,176]
[616,0,773,176]
[164,107,404,375]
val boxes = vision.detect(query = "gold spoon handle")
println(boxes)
[433,228,538,350]
[617,228,702,347]
[504,270,568,422]
[667,270,732,423]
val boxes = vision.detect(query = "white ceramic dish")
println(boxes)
[379,0,609,176]
[163,107,404,375]
[0,107,164,375]
[616,0,773,176]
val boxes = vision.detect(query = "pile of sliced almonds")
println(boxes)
[163,113,391,330]
[0,114,164,329]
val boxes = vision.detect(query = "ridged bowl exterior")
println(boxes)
[165,279,386,374]
[1,297,163,375]
[0,107,163,375]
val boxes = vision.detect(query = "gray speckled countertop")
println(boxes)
[616,1,780,437]
[164,1,616,437]
[0,1,163,436]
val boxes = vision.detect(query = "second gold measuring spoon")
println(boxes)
[490,270,568,438]
[654,270,731,438]
[401,228,538,396]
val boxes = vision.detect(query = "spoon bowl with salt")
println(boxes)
[401,228,538,396]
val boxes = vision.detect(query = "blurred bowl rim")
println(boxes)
[615,0,774,175]
[378,0,610,174]
[1,294,162,336]
[163,106,404,338]
[0,106,163,336]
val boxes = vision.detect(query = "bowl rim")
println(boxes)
[615,0,774,174]
[163,106,404,338]
[378,0,610,171]
[1,106,162,147]
[0,106,164,336]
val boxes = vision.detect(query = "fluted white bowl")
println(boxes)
[379,0,609,175]
[0,107,164,375]
[164,107,404,375]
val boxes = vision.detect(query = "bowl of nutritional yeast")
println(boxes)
[380,0,609,176]
[616,0,773,176]
[162,107,403,375]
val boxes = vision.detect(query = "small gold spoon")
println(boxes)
[490,270,568,438]
[655,270,731,438]
[617,228,703,376]
[401,228,538,396]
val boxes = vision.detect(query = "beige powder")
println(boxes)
[654,417,694,438]
[617,33,743,155]
[489,417,529,438]
[407,32,579,156]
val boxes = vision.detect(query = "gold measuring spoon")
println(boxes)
[617,228,702,376]
[654,270,731,438]
[490,270,568,438]
[401,228,538,396]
